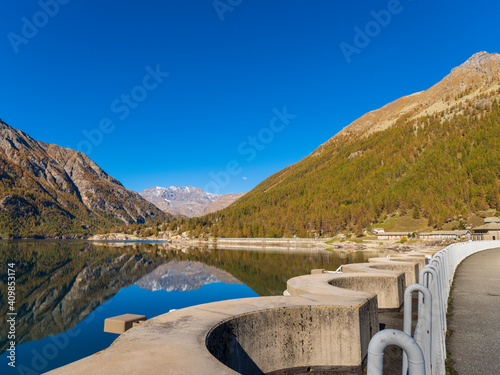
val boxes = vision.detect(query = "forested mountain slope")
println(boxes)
[180,52,500,237]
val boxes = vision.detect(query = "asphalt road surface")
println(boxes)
[447,248,500,375]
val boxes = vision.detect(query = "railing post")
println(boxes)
[368,329,425,375]
[403,284,432,375]
[425,264,447,334]
[419,264,446,374]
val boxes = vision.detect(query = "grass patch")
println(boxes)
[377,213,430,232]
[325,238,347,244]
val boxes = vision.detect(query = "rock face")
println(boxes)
[459,50,500,68]
[0,120,169,237]
[139,186,244,217]
[195,192,246,216]
[318,51,500,144]
[135,261,242,292]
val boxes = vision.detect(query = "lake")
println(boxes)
[0,240,388,374]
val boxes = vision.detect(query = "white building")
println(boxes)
[418,230,470,240]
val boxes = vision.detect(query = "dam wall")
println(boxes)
[46,251,435,375]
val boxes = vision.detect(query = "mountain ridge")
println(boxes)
[315,52,500,150]
[0,120,169,238]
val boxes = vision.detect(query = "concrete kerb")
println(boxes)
[46,294,378,375]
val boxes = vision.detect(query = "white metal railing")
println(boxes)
[368,329,425,375]
[367,240,499,375]
[325,265,343,273]
[402,284,432,375]
[418,240,499,375]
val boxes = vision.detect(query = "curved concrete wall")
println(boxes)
[287,272,404,310]
[369,254,427,271]
[206,301,378,374]
[342,261,419,287]
[47,294,378,375]
[328,274,404,310]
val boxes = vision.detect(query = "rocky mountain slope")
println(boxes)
[139,186,244,217]
[180,51,500,237]
[317,51,500,148]
[195,192,246,216]
[0,120,169,238]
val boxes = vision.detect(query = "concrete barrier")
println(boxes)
[373,254,429,284]
[347,260,420,287]
[287,272,404,310]
[371,254,428,270]
[47,294,378,375]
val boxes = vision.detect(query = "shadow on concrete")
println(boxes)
[206,324,264,375]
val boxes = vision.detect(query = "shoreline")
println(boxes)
[86,235,447,253]
[1,236,449,253]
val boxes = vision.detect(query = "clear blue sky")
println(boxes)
[1,0,499,194]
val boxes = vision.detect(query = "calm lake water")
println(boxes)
[0,240,388,374]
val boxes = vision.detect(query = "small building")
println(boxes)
[418,230,470,240]
[372,228,385,234]
[471,223,500,241]
[376,232,409,240]
[483,217,500,223]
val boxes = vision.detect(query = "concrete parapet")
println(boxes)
[287,272,404,310]
[344,260,419,287]
[373,254,428,270]
[47,294,378,375]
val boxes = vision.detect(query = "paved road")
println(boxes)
[447,248,500,375]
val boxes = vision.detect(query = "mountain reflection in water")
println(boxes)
[135,261,242,292]
[0,240,386,373]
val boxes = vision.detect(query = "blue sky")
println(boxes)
[1,0,499,194]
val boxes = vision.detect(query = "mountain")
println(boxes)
[139,186,244,217]
[0,120,169,238]
[194,192,246,216]
[319,51,500,141]
[135,261,242,292]
[180,52,500,237]
[139,186,219,216]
